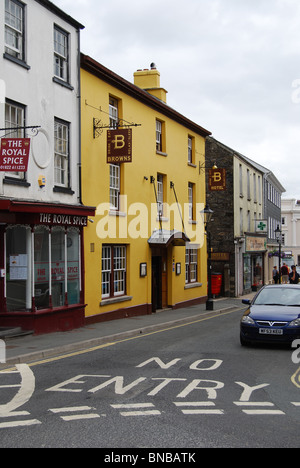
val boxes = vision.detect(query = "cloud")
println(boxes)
[53,0,300,198]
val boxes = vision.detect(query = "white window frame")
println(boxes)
[157,173,164,217]
[110,164,120,210]
[185,248,198,284]
[5,0,24,61]
[5,99,25,178]
[188,137,193,164]
[101,245,126,299]
[156,120,162,152]
[54,118,69,187]
[54,25,69,82]
[188,182,194,220]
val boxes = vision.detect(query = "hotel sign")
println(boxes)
[0,138,30,172]
[107,129,132,164]
[208,168,226,192]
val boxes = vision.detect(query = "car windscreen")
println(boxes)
[254,287,300,306]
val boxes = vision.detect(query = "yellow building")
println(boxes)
[80,55,212,323]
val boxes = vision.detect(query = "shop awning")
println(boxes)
[148,229,190,248]
[0,199,95,216]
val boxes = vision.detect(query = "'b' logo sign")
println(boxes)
[107,129,132,164]
[209,168,226,192]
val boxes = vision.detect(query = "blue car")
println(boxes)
[240,284,300,346]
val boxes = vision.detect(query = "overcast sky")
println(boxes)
[54,0,300,199]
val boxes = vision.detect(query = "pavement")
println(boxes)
[0,294,254,367]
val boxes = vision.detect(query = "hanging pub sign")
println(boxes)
[107,129,132,164]
[0,138,30,172]
[208,168,226,192]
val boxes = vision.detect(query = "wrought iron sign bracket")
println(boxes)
[93,118,141,139]
[0,125,41,138]
[199,162,218,175]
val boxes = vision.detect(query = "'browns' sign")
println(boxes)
[107,129,132,164]
[0,138,30,172]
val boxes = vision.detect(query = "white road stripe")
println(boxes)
[49,406,94,413]
[242,410,285,415]
[61,414,101,421]
[0,419,41,429]
[119,410,161,417]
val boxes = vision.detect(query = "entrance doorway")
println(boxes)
[151,250,167,312]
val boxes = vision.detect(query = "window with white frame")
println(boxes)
[157,173,164,217]
[5,99,26,178]
[101,245,126,299]
[5,0,25,61]
[109,97,121,209]
[156,120,162,152]
[188,136,193,164]
[109,97,119,129]
[54,118,69,187]
[185,248,198,284]
[54,25,69,82]
[110,164,120,210]
[188,182,194,220]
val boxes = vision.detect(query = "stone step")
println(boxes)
[0,327,33,339]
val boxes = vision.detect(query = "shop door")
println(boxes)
[151,251,167,312]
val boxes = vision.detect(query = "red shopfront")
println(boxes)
[0,200,95,334]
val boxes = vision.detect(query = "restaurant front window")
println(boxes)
[6,226,31,311]
[5,225,81,311]
[34,225,50,309]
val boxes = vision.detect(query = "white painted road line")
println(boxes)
[174,402,224,415]
[111,403,161,416]
[0,419,41,429]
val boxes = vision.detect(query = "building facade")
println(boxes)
[206,137,285,297]
[80,55,211,323]
[281,199,300,266]
[0,0,94,334]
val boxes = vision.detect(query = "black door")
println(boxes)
[152,256,162,312]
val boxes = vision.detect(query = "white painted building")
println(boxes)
[281,199,300,266]
[0,0,94,334]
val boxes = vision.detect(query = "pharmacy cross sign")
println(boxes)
[256,221,267,233]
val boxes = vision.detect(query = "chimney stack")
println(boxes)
[134,64,168,103]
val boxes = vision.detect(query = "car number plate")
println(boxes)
[259,328,283,335]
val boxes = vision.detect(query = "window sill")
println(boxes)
[3,53,31,70]
[109,210,127,217]
[187,162,197,168]
[100,295,133,307]
[53,186,75,195]
[156,150,168,157]
[52,76,74,91]
[184,282,202,290]
[3,177,30,187]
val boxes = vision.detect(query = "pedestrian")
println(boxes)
[289,265,300,284]
[273,266,279,284]
[281,263,289,284]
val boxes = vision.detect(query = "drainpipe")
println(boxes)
[77,29,82,205]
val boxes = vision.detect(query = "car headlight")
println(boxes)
[242,316,255,325]
[289,318,300,327]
